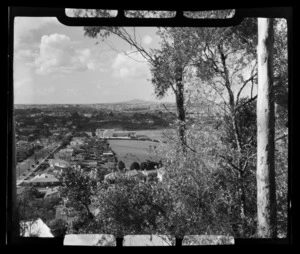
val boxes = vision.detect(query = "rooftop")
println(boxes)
[30,177,59,183]
[21,218,54,237]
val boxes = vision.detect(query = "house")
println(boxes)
[44,186,60,200]
[157,167,166,182]
[21,218,54,237]
[30,175,60,187]
[125,170,146,181]
[103,152,114,157]
[104,171,120,182]
[48,158,69,168]
[102,129,115,138]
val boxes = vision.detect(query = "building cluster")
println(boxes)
[17,132,167,235]
[16,135,59,163]
[95,128,151,141]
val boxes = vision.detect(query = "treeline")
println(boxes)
[117,160,162,171]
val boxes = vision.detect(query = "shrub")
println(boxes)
[118,161,126,171]
[140,162,148,171]
[130,162,140,170]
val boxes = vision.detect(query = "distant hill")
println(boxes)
[114,99,155,104]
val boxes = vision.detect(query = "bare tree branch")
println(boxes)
[236,73,257,105]
[219,155,240,172]
[275,132,288,142]
[161,103,177,118]
[235,95,257,111]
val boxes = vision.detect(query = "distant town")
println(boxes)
[14,100,176,218]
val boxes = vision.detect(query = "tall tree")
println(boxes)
[256,18,277,238]
[150,27,201,151]
[117,160,126,171]
[58,167,97,220]
[191,19,258,221]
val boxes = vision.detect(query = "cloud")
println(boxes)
[33,34,95,75]
[142,35,153,45]
[36,86,57,96]
[14,17,58,50]
[111,51,150,79]
[14,49,38,60]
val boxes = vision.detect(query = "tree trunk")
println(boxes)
[175,64,186,153]
[256,18,277,238]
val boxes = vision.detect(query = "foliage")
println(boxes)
[59,12,288,239]
[17,187,61,236]
[275,136,288,238]
[96,167,111,182]
[58,167,97,220]
[94,175,173,236]
[35,197,61,224]
[17,187,41,236]
[130,161,140,170]
[49,219,68,237]
[145,160,159,170]
[117,160,126,171]
[140,162,147,171]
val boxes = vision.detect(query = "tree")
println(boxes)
[17,187,41,236]
[150,27,201,151]
[130,161,140,170]
[140,161,148,171]
[187,19,259,223]
[145,160,159,171]
[117,160,126,171]
[95,175,173,236]
[58,167,97,221]
[96,167,110,182]
[256,18,277,238]
[49,219,68,237]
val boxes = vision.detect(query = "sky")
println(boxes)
[14,16,176,104]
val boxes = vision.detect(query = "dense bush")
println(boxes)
[118,160,126,171]
[130,161,140,170]
[49,219,68,237]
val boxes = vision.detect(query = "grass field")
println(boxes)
[134,129,174,142]
[108,139,162,169]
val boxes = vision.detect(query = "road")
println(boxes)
[16,141,61,182]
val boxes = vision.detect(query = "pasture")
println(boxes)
[134,129,174,142]
[108,139,162,169]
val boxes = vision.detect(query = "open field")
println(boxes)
[134,129,174,142]
[108,140,162,169]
